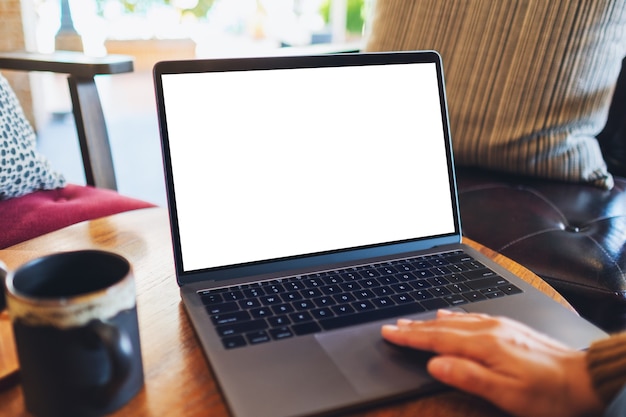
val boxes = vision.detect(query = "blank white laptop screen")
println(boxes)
[161,62,456,272]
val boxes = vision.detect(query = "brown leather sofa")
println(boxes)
[456,61,626,332]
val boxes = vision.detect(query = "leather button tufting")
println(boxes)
[456,167,626,332]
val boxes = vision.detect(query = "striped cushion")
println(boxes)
[365,1,626,189]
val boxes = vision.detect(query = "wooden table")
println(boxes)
[0,207,574,417]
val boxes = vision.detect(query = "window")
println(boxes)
[40,0,368,58]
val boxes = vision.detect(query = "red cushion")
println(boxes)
[1,184,155,249]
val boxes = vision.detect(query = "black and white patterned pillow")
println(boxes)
[0,73,65,200]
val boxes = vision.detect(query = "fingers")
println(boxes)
[434,310,570,353]
[427,356,519,411]
[380,310,588,417]
[381,311,506,358]
[381,325,493,362]
[382,310,568,356]
[428,356,508,394]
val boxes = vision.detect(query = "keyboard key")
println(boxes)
[414,269,435,279]
[281,291,303,302]
[467,260,487,270]
[243,287,265,298]
[395,272,417,281]
[463,269,498,280]
[412,280,432,289]
[411,290,434,300]
[313,296,334,307]
[239,299,262,309]
[466,276,509,290]
[272,303,294,315]
[412,260,433,270]
[200,292,223,305]
[396,263,415,272]
[261,295,281,305]
[355,289,376,300]
[372,297,395,308]
[222,335,247,349]
[285,282,304,291]
[340,282,361,291]
[206,301,239,315]
[430,286,452,297]
[463,291,487,302]
[361,279,380,288]
[266,284,285,294]
[321,284,341,295]
[377,266,397,275]
[372,286,393,297]
[332,304,355,315]
[311,308,334,319]
[341,271,361,280]
[421,298,450,311]
[294,300,316,310]
[333,293,356,303]
[302,288,323,298]
[390,283,412,293]
[484,290,506,299]
[269,327,294,340]
[431,266,451,276]
[305,278,324,288]
[428,276,449,286]
[216,319,268,337]
[499,284,523,295]
[443,294,468,306]
[445,253,474,264]
[246,331,271,344]
[223,290,244,301]
[360,269,380,278]
[292,321,322,335]
[378,275,399,285]
[250,307,272,319]
[290,311,313,323]
[212,310,251,326]
[352,300,376,311]
[322,275,343,285]
[391,294,412,304]
[447,283,471,293]
[268,315,291,327]
[430,257,449,267]
[445,273,467,283]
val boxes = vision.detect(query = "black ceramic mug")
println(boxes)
[0,250,144,417]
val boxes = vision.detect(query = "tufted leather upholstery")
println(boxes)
[457,169,626,332]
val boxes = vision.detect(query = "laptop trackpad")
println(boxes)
[314,311,446,398]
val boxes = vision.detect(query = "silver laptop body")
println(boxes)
[153,51,606,417]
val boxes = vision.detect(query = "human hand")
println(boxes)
[381,310,604,417]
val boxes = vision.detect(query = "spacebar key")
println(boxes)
[319,303,426,331]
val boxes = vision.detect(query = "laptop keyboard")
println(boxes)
[198,250,523,349]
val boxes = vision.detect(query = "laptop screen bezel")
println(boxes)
[153,51,462,286]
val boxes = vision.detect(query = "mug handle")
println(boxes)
[86,319,134,405]
[0,261,7,311]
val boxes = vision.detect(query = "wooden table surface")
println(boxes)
[0,207,574,417]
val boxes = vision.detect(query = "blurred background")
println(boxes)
[5,0,370,206]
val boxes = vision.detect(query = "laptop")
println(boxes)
[153,51,606,417]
